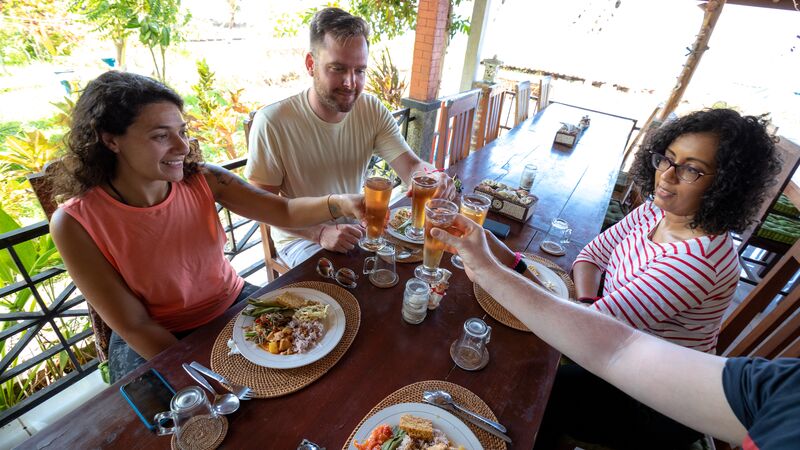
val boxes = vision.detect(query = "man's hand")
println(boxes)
[332,194,366,222]
[319,224,364,253]
[431,215,496,281]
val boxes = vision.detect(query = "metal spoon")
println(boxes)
[422,390,507,433]
[182,363,240,415]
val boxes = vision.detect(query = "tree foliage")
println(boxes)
[70,0,139,68]
[0,0,81,65]
[275,1,469,44]
[128,0,191,82]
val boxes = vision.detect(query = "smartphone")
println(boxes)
[483,218,511,239]
[119,368,176,431]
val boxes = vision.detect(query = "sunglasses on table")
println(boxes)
[650,153,714,184]
[316,258,358,289]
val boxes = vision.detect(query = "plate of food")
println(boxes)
[350,403,481,450]
[386,207,424,244]
[526,259,569,299]
[232,287,345,369]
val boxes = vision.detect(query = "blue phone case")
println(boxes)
[483,218,511,239]
[119,368,175,431]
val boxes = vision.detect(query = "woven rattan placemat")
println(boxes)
[209,281,360,398]
[170,415,227,450]
[474,254,576,332]
[341,380,506,450]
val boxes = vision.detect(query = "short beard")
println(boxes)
[313,74,357,113]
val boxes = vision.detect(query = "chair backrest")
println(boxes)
[432,88,481,169]
[244,109,290,281]
[474,84,505,150]
[738,137,800,252]
[718,238,800,358]
[513,81,531,127]
[27,159,114,361]
[537,76,552,112]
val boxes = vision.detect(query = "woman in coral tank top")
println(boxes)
[50,71,364,382]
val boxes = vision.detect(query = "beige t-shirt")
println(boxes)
[244,89,410,250]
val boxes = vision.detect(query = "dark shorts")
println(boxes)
[108,282,260,383]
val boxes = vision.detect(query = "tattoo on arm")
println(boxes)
[328,195,342,218]
[206,164,245,187]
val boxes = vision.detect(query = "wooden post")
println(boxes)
[656,0,726,122]
[623,0,726,165]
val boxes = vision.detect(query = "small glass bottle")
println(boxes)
[402,277,430,324]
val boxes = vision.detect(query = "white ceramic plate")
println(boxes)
[386,207,424,244]
[232,287,345,369]
[526,259,569,299]
[349,402,482,450]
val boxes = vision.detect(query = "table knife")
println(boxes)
[423,399,512,443]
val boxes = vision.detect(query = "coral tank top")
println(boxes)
[61,173,244,332]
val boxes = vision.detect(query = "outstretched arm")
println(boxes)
[204,164,364,228]
[432,216,747,443]
[50,210,178,359]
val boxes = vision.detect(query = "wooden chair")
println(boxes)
[737,138,800,281]
[537,75,552,112]
[473,83,505,150]
[244,110,290,282]
[27,159,113,362]
[513,80,532,127]
[718,238,800,358]
[431,88,481,169]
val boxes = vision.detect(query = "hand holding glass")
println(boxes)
[451,193,491,270]
[414,199,458,283]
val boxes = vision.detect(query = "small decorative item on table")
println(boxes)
[402,278,430,324]
[428,269,452,310]
[475,179,538,222]
[554,116,590,149]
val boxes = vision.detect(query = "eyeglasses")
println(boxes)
[316,258,358,289]
[650,153,714,184]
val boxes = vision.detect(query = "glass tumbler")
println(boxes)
[363,243,399,288]
[540,218,572,256]
[402,277,430,324]
[519,163,538,191]
[450,318,492,371]
[154,386,218,440]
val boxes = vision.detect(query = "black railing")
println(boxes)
[0,159,265,427]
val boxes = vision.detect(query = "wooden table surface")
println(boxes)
[20,103,635,450]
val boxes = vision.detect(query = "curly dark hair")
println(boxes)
[309,7,370,55]
[53,71,202,200]
[630,108,781,235]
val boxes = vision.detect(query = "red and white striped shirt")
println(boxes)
[574,202,739,353]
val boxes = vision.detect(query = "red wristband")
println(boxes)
[511,252,523,269]
[577,296,601,304]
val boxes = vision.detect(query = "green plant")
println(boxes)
[70,0,139,69]
[366,49,407,110]
[129,0,191,82]
[0,130,65,181]
[274,1,469,44]
[185,59,254,161]
[0,0,81,64]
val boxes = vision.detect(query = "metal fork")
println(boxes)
[189,361,253,400]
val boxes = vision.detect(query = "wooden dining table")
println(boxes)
[20,103,635,450]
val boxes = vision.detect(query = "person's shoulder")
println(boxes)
[256,91,307,123]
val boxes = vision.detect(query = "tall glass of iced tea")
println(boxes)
[405,170,440,241]
[451,193,491,269]
[414,199,458,282]
[358,167,395,252]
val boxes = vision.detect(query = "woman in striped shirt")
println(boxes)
[536,109,781,449]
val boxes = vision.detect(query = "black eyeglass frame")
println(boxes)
[650,152,714,184]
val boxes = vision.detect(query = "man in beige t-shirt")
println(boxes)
[245,7,453,267]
